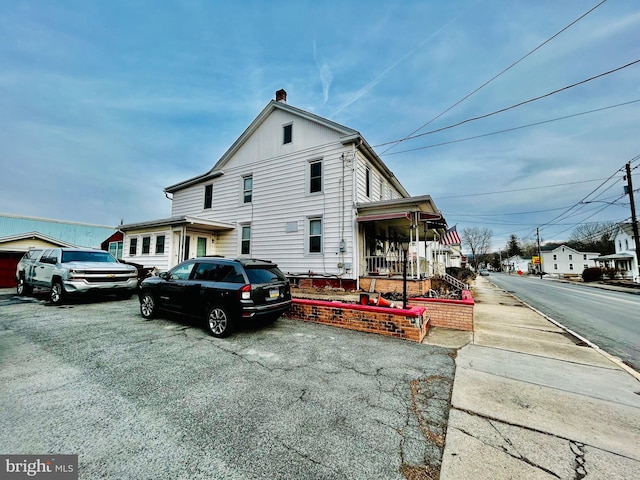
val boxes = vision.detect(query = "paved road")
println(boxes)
[485,273,640,371]
[0,293,454,479]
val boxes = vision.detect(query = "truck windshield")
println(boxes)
[62,251,117,263]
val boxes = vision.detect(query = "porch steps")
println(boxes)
[436,272,469,291]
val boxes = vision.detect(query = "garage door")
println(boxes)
[0,254,21,288]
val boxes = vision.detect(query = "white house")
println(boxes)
[596,222,639,282]
[502,255,531,274]
[541,245,599,277]
[120,90,449,290]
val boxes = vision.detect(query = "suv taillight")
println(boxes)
[240,284,251,300]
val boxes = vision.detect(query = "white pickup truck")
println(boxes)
[15,247,138,304]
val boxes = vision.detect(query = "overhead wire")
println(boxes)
[374,59,640,148]
[380,99,640,156]
[379,0,609,155]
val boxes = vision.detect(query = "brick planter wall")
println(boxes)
[286,298,429,342]
[408,290,474,331]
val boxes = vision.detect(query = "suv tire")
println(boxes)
[206,305,232,338]
[140,293,157,319]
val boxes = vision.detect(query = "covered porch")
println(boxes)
[594,252,637,280]
[356,195,449,284]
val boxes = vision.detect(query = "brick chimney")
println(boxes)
[275,89,287,103]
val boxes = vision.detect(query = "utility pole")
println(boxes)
[537,227,543,279]
[625,162,640,281]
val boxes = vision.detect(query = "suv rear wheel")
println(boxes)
[140,293,157,319]
[206,305,232,338]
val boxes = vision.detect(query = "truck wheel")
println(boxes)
[139,293,157,319]
[50,280,65,305]
[206,305,233,338]
[17,277,33,296]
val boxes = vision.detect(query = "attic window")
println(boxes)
[283,123,292,144]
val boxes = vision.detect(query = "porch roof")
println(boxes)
[356,196,445,226]
[596,252,635,261]
[356,196,446,239]
[119,215,235,232]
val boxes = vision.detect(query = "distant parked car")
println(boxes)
[138,257,292,337]
[479,269,490,276]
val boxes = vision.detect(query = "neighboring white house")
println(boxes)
[595,222,639,282]
[120,90,449,289]
[541,245,599,277]
[502,255,531,274]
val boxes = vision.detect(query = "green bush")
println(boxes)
[582,267,603,282]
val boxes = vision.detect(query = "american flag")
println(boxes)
[440,225,461,245]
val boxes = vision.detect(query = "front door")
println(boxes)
[197,237,207,257]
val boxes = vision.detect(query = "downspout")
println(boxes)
[352,139,361,290]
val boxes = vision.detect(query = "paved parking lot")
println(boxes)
[0,292,455,479]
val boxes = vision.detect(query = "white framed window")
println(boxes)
[142,236,151,255]
[365,166,371,198]
[283,123,293,144]
[308,217,322,254]
[242,175,253,204]
[129,238,138,256]
[109,241,123,259]
[309,160,322,194]
[569,264,574,270]
[155,235,165,254]
[241,224,251,255]
[204,184,213,209]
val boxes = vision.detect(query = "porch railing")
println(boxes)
[364,255,428,279]
[365,255,402,276]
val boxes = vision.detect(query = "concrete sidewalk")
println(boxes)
[433,276,640,479]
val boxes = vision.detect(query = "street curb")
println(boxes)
[494,284,640,382]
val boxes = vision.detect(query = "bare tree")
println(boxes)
[520,239,539,258]
[568,221,616,255]
[461,227,493,270]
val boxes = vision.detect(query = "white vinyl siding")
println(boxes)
[354,153,401,203]
[170,111,354,275]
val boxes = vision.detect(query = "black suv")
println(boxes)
[138,257,291,337]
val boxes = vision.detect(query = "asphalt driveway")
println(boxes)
[0,292,455,479]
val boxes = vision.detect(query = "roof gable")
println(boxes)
[164,97,409,197]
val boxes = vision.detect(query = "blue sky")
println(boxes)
[1,0,639,251]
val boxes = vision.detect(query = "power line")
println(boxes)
[437,177,618,199]
[381,99,640,156]
[375,59,640,148]
[380,0,608,154]
[541,154,640,229]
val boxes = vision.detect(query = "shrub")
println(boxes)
[446,267,475,283]
[582,267,603,282]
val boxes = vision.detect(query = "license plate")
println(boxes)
[269,288,280,300]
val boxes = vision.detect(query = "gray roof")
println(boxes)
[0,214,117,248]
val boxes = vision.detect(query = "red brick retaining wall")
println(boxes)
[408,290,474,331]
[286,298,429,342]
